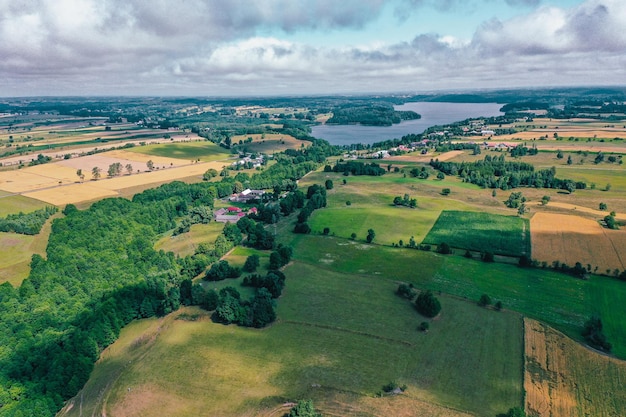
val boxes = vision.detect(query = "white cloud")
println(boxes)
[0,0,625,95]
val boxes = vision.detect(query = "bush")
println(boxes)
[478,294,491,307]
[419,321,430,332]
[294,222,311,234]
[436,242,452,254]
[396,283,415,299]
[495,301,503,311]
[441,188,450,196]
[481,251,494,262]
[415,290,441,318]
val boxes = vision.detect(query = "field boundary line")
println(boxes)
[281,320,414,346]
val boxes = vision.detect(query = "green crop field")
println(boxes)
[64,261,523,417]
[286,234,626,359]
[126,141,232,162]
[423,210,530,257]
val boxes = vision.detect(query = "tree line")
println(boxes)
[0,206,58,235]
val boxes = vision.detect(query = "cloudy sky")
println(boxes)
[1,0,625,96]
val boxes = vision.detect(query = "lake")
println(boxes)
[311,102,504,146]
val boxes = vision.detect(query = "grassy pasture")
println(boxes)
[423,210,530,257]
[125,141,231,162]
[301,171,498,245]
[286,234,626,358]
[64,261,523,417]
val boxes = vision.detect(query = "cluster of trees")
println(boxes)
[204,260,242,281]
[287,399,322,417]
[328,161,386,176]
[393,194,417,208]
[269,245,293,269]
[0,206,57,235]
[505,192,526,209]
[430,155,586,192]
[582,315,612,352]
[294,184,327,234]
[242,270,286,298]
[326,103,419,126]
[213,286,277,328]
[27,153,52,166]
[509,144,538,157]
[409,166,430,179]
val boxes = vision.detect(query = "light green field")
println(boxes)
[423,210,530,257]
[64,261,523,417]
[154,223,224,257]
[0,194,49,217]
[0,215,54,286]
[287,235,626,359]
[126,141,231,162]
[302,171,494,245]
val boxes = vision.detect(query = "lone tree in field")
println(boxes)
[582,315,612,352]
[125,163,133,175]
[436,242,452,255]
[366,228,376,243]
[146,160,155,171]
[415,290,441,318]
[91,166,101,180]
[325,179,334,190]
[76,169,84,182]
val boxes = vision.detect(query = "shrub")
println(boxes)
[478,294,491,307]
[436,242,452,255]
[419,321,430,332]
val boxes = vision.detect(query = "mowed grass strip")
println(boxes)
[125,141,231,162]
[423,210,530,256]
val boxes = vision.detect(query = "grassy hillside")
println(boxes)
[62,260,523,417]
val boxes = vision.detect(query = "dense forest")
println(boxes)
[0,140,335,417]
[326,103,420,126]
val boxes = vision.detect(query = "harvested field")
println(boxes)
[22,161,225,205]
[387,150,464,163]
[0,164,78,193]
[530,212,626,273]
[56,150,189,177]
[524,318,626,417]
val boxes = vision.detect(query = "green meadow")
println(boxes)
[423,210,530,256]
[127,141,232,161]
[66,260,523,417]
[286,235,626,359]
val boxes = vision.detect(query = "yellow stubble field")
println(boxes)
[524,318,626,417]
[530,212,626,273]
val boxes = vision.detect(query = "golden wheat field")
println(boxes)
[524,318,626,417]
[21,161,225,206]
[530,212,626,273]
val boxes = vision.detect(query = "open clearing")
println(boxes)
[524,318,626,417]
[0,193,48,216]
[530,212,626,273]
[155,223,224,258]
[231,133,310,154]
[0,215,54,286]
[423,210,530,257]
